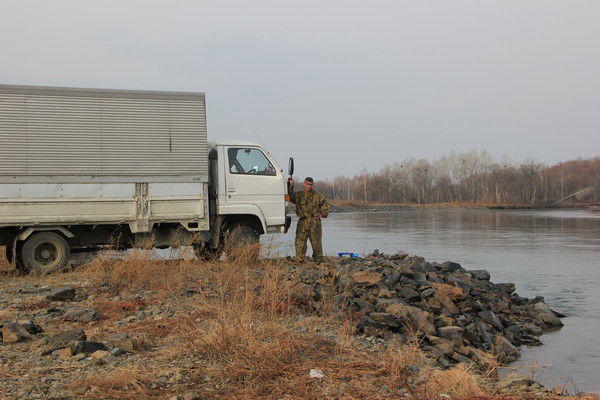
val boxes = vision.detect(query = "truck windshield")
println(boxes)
[227,148,276,176]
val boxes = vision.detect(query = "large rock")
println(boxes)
[16,319,43,334]
[368,312,401,328]
[476,322,494,344]
[494,335,519,361]
[413,262,437,273]
[446,278,471,297]
[469,270,491,281]
[431,282,466,301]
[439,261,463,272]
[351,270,383,285]
[427,335,454,356]
[494,283,516,294]
[433,291,460,315]
[41,329,86,355]
[533,302,563,328]
[478,310,504,332]
[45,287,76,302]
[385,303,435,335]
[408,271,428,284]
[396,287,421,302]
[63,307,99,322]
[1,322,32,343]
[437,326,464,346]
[384,272,401,286]
[522,322,543,336]
[70,340,108,355]
[103,333,135,351]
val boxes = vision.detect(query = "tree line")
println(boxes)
[309,151,600,206]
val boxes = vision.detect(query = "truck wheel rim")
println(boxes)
[34,243,59,267]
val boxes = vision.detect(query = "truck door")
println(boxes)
[223,146,285,228]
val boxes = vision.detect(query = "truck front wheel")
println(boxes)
[21,232,70,274]
[224,224,260,261]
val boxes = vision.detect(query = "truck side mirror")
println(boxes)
[288,157,294,176]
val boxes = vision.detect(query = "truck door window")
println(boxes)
[227,148,276,176]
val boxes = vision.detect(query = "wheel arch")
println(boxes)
[222,214,265,234]
[17,226,75,242]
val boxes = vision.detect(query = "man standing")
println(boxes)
[290,177,329,263]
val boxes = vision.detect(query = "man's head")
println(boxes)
[303,177,314,192]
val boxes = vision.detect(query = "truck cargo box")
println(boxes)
[0,85,209,233]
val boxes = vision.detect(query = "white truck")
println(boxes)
[0,84,293,273]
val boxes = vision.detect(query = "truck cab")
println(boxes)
[193,141,291,260]
[214,141,288,234]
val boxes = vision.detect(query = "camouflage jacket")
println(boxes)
[290,190,329,219]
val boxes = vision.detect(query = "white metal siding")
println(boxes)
[0,182,207,230]
[0,85,208,181]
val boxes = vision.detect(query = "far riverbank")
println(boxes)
[327,201,598,213]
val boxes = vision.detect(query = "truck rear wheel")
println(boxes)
[21,232,70,274]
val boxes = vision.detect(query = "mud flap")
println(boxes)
[284,216,292,233]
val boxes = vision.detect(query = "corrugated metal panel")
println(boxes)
[0,84,208,180]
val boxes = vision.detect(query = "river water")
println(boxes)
[263,209,600,392]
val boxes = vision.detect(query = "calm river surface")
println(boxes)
[263,209,600,392]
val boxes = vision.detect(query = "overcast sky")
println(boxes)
[1,0,599,178]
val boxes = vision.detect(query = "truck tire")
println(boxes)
[224,224,260,261]
[21,232,70,274]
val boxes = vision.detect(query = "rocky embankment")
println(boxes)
[286,250,564,369]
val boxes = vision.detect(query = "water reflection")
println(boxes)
[263,209,600,391]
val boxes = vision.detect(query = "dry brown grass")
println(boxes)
[0,246,11,272]
[78,250,200,298]
[15,299,53,311]
[93,297,147,321]
[178,313,432,399]
[75,368,157,399]
[422,363,485,398]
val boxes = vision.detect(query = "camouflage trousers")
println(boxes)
[295,217,323,261]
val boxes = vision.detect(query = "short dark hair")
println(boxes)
[304,177,314,183]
